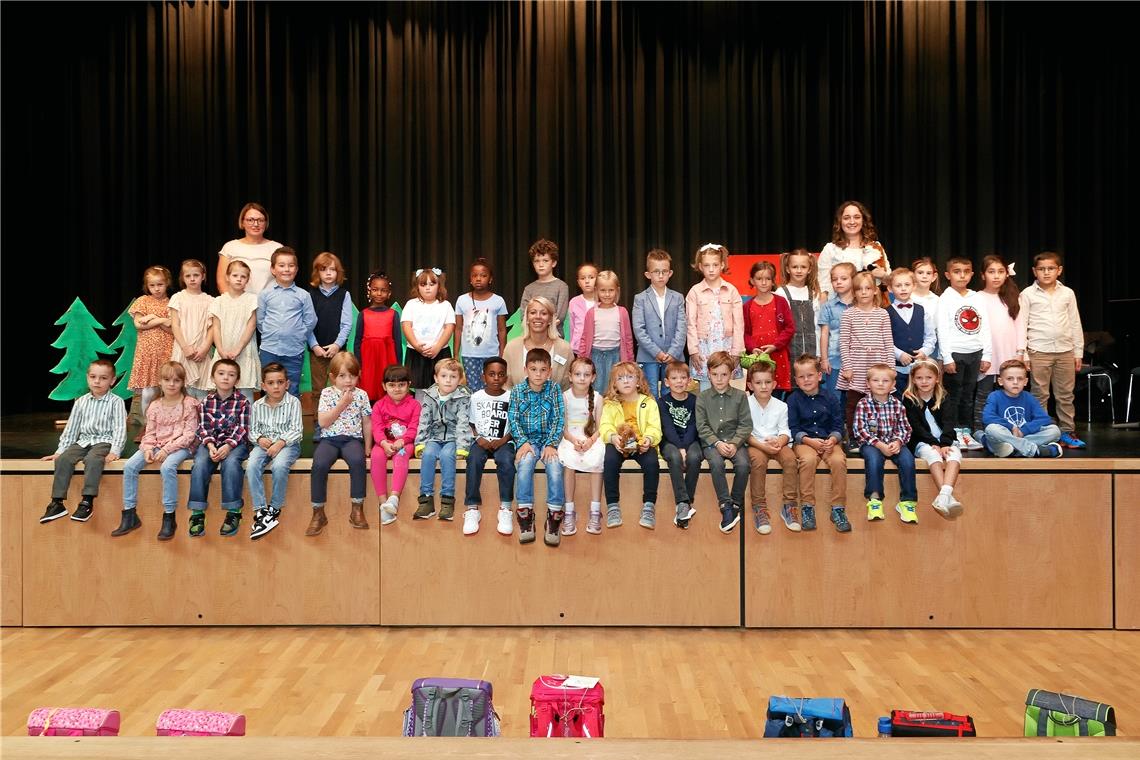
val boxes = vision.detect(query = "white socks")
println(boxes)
[565,501,576,514]
[939,484,953,496]
[590,501,602,515]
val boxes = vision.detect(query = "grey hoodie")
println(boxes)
[415,384,474,454]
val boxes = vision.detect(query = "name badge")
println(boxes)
[552,353,567,366]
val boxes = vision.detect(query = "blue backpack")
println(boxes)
[763,697,853,738]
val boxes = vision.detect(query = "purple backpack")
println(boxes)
[402,678,501,737]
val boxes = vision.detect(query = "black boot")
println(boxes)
[157,512,177,541]
[111,509,141,536]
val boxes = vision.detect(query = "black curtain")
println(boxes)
[3,1,1135,414]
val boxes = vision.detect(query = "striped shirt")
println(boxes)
[197,391,251,449]
[55,392,127,457]
[853,394,912,447]
[249,393,303,446]
[837,306,893,393]
[508,380,565,450]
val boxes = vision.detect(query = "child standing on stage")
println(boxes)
[464,357,514,535]
[903,359,964,518]
[632,249,686,398]
[371,365,421,526]
[355,272,399,402]
[413,357,472,524]
[520,238,570,334]
[208,260,260,401]
[569,262,599,357]
[1019,251,1086,449]
[129,265,175,420]
[309,352,373,535]
[114,361,199,539]
[853,364,918,525]
[787,355,849,533]
[401,267,456,391]
[686,243,744,389]
[887,267,936,396]
[779,249,821,360]
[246,362,303,541]
[745,359,798,535]
[819,262,855,391]
[982,359,1063,458]
[696,352,752,534]
[307,252,354,399]
[659,360,703,529]
[39,359,126,525]
[508,348,566,546]
[837,271,893,445]
[454,258,509,392]
[600,361,662,530]
[743,261,794,394]
[187,359,250,538]
[973,255,1025,432]
[581,270,634,393]
[938,257,991,448]
[257,246,318,397]
[557,356,605,536]
[169,259,214,399]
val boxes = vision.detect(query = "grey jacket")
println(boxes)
[632,286,687,362]
[415,384,474,454]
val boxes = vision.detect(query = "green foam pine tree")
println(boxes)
[107,299,138,400]
[505,307,524,342]
[48,297,113,400]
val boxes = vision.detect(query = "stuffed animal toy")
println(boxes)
[616,422,640,455]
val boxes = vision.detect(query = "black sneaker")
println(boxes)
[71,498,95,522]
[250,507,280,540]
[220,510,241,537]
[188,511,206,537]
[40,500,68,523]
[544,510,563,547]
[718,504,740,534]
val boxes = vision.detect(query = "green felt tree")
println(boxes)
[107,299,138,400]
[48,297,113,400]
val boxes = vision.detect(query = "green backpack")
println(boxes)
[1024,690,1116,737]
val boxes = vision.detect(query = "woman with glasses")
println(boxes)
[215,202,282,295]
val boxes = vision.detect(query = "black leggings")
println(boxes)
[311,435,366,503]
[602,444,660,505]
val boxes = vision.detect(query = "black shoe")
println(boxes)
[188,511,206,537]
[71,497,95,522]
[220,510,241,537]
[158,512,177,541]
[40,499,68,523]
[719,504,740,534]
[110,509,141,537]
[250,507,280,540]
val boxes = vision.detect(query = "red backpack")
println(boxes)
[529,675,605,738]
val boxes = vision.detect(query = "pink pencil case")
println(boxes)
[156,708,246,736]
[27,707,120,736]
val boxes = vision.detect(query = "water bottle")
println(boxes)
[877,716,892,737]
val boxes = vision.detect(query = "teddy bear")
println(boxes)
[616,422,640,455]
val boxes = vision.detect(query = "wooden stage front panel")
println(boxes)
[1116,473,1140,630]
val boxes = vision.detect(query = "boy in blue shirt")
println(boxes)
[507,348,565,546]
[787,354,850,532]
[982,359,1062,458]
[632,249,687,398]
[257,246,318,397]
[658,360,703,529]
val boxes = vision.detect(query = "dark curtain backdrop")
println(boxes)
[3,1,1135,414]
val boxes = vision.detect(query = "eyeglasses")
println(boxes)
[243,217,266,225]
[616,375,637,382]
[648,269,670,275]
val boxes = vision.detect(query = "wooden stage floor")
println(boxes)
[2,626,1137,740]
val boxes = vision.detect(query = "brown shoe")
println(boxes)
[349,501,369,529]
[305,506,328,536]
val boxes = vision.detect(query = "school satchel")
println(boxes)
[890,710,976,737]
[763,697,853,738]
[401,678,501,737]
[529,675,605,738]
[1024,689,1116,737]
[27,707,120,736]
[156,708,246,736]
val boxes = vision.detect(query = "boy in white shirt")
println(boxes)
[745,360,798,534]
[937,257,991,448]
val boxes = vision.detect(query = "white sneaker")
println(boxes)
[957,428,984,451]
[932,493,952,519]
[496,507,513,536]
[946,492,964,517]
[381,495,399,516]
[462,509,481,535]
[561,511,578,535]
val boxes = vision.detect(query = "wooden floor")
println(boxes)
[2,627,1137,740]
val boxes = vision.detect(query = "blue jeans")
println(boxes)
[188,441,249,511]
[259,350,303,397]
[639,361,666,398]
[464,442,516,506]
[984,423,1061,457]
[592,347,621,396]
[860,444,917,501]
[514,449,564,510]
[420,440,457,497]
[246,442,301,509]
[823,354,842,391]
[122,447,194,512]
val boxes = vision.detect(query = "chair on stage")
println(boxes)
[1078,331,1117,423]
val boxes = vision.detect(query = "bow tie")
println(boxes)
[896,303,913,309]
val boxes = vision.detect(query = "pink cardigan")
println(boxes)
[141,395,201,454]
[580,305,635,361]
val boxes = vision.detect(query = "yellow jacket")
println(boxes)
[599,394,663,448]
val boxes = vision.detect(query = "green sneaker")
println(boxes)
[220,510,241,537]
[866,498,885,521]
[895,500,918,524]
[414,493,436,519]
[188,510,206,538]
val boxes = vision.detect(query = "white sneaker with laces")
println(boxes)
[957,428,984,450]
[932,492,952,518]
[586,512,603,534]
[561,511,578,535]
[462,508,481,535]
[496,507,513,536]
[381,495,398,517]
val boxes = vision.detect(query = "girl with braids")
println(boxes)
[354,272,400,402]
[973,254,1025,430]
[557,356,605,536]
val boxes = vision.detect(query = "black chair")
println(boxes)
[1078,332,1117,423]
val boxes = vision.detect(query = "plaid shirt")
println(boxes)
[197,391,251,449]
[853,394,911,447]
[508,380,564,450]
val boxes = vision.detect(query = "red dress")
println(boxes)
[743,295,794,390]
[359,306,398,402]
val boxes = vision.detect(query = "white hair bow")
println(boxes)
[1007,262,1016,276]
[415,267,443,277]
[699,243,724,252]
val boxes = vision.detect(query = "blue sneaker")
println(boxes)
[718,504,740,534]
[1059,432,1086,449]
[1036,442,1064,458]
[800,504,817,531]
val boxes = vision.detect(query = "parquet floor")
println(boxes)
[2,626,1137,739]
